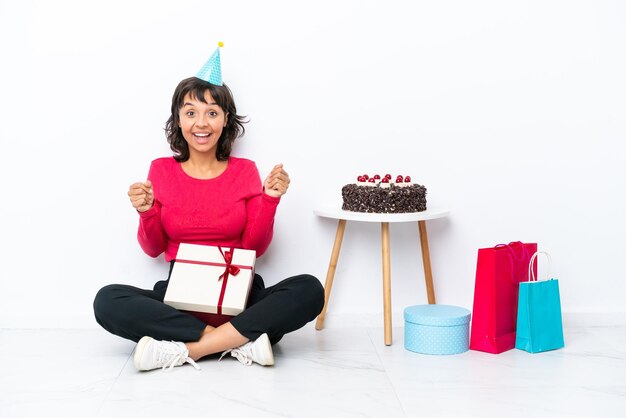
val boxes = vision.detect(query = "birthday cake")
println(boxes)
[341,174,427,213]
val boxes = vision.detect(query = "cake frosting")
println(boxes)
[342,174,427,213]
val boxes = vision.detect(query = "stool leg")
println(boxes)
[418,220,436,304]
[381,222,392,345]
[315,219,347,331]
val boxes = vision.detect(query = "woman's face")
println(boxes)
[178,90,228,158]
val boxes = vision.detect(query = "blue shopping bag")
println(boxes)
[515,251,564,353]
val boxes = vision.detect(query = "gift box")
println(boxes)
[164,244,256,324]
[404,304,471,355]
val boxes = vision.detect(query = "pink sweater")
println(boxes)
[137,156,280,261]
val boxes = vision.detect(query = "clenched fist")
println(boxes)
[128,180,154,212]
[263,164,290,198]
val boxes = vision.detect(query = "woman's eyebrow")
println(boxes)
[183,101,218,107]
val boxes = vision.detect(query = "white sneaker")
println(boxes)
[133,336,200,371]
[219,333,274,366]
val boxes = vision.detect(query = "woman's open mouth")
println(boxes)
[193,132,211,144]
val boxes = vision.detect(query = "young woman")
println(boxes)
[93,77,324,372]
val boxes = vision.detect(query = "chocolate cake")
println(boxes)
[341,174,427,213]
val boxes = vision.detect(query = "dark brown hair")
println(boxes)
[165,77,247,162]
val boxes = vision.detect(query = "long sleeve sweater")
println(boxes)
[137,156,280,261]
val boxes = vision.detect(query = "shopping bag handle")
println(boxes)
[495,241,529,262]
[527,251,553,282]
[495,242,530,283]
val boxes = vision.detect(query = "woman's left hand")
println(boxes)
[264,163,290,198]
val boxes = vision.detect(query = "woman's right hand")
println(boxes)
[128,181,154,212]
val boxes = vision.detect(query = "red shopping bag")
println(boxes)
[469,242,537,354]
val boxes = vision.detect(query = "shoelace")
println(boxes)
[219,342,253,366]
[158,341,201,371]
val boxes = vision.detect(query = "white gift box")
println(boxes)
[164,243,256,316]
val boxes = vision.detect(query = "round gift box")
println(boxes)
[404,304,471,355]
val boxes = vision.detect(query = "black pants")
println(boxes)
[93,266,325,346]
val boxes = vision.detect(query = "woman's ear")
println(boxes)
[224,112,229,127]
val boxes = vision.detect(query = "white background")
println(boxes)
[1,0,624,328]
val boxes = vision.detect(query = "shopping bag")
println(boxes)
[469,241,537,354]
[515,251,564,353]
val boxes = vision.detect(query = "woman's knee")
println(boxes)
[93,284,127,320]
[293,274,325,313]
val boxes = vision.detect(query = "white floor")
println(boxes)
[1,314,625,418]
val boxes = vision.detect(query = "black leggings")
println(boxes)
[93,267,325,346]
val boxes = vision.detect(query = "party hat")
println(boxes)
[196,42,223,86]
